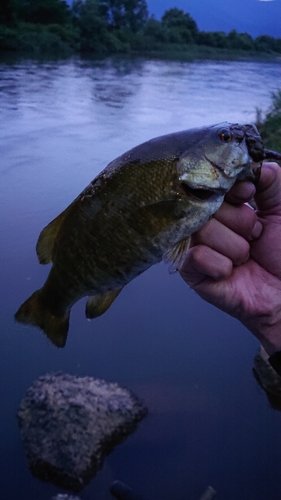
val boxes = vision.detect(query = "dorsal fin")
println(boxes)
[36,206,72,264]
[86,288,123,319]
[163,237,191,273]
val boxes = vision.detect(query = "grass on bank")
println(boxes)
[257,90,281,151]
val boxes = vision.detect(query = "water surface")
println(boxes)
[1,57,281,500]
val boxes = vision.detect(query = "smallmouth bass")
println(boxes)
[15,123,281,347]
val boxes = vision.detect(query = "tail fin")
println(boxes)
[15,290,69,348]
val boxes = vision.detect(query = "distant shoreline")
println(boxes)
[1,44,281,64]
[130,46,281,63]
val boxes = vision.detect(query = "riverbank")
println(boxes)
[1,39,280,66]
[133,45,281,63]
[1,24,281,63]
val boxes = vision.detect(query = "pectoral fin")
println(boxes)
[86,288,123,319]
[163,237,191,273]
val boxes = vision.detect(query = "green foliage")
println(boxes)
[256,90,281,151]
[197,30,227,49]
[227,30,254,51]
[20,0,70,25]
[161,7,198,44]
[196,29,281,54]
[142,17,168,44]
[71,0,148,52]
[0,24,19,50]
[0,22,72,54]
[162,8,198,35]
[0,0,281,57]
[72,0,108,51]
[103,0,148,32]
[107,29,131,52]
[0,0,20,25]
[254,35,281,53]
[47,23,80,49]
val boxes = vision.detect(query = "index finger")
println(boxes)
[225,181,256,205]
[214,201,261,241]
[255,162,281,216]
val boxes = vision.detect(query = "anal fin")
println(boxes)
[86,288,123,319]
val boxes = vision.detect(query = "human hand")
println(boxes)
[180,162,281,356]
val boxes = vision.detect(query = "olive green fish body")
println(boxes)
[15,122,276,347]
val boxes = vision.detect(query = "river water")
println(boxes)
[1,57,281,500]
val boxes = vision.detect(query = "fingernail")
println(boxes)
[251,221,263,239]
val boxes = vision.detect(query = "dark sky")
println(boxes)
[146,0,280,37]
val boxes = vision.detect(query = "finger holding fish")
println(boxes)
[224,180,256,204]
[184,183,263,284]
[213,201,262,240]
[191,217,251,266]
[180,245,233,285]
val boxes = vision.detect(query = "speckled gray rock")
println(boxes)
[50,495,81,500]
[17,373,147,491]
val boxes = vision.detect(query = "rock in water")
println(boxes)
[110,480,145,500]
[17,373,147,491]
[50,495,81,500]
[253,346,281,410]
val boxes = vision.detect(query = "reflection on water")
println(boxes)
[1,56,281,500]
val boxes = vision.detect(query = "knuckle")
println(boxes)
[191,244,208,262]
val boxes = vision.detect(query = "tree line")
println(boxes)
[1,0,281,56]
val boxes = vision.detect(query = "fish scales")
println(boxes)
[15,123,281,347]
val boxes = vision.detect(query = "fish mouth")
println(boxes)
[180,182,224,201]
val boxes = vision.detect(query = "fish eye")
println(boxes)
[218,130,232,142]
